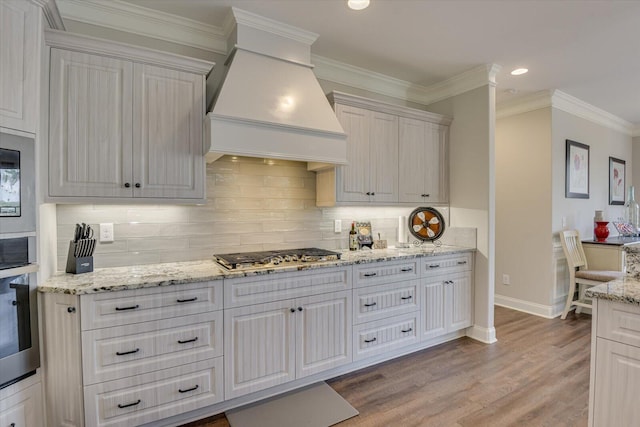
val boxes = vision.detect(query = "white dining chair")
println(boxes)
[559,229,625,319]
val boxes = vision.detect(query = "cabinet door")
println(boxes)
[335,104,370,202]
[296,291,352,378]
[0,0,40,134]
[446,272,473,332]
[133,64,205,199]
[49,49,134,197]
[0,383,43,427]
[593,338,640,427]
[224,300,296,399]
[421,276,446,340]
[369,111,398,203]
[399,118,448,203]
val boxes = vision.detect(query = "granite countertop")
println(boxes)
[585,277,640,306]
[582,236,640,246]
[38,244,474,295]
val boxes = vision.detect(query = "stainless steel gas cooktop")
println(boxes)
[213,248,341,270]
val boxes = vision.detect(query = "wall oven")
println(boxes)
[0,132,38,389]
[0,237,38,389]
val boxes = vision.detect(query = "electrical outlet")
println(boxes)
[502,274,510,285]
[334,219,342,233]
[100,223,114,242]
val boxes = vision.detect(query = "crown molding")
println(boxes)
[31,0,66,30]
[551,90,634,136]
[497,89,635,136]
[231,7,318,46]
[56,0,498,106]
[313,55,497,106]
[56,0,227,54]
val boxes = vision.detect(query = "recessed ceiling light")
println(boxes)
[348,0,370,10]
[511,68,529,76]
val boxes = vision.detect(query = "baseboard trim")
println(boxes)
[466,325,497,344]
[495,294,565,319]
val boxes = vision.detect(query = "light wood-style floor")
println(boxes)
[182,306,592,427]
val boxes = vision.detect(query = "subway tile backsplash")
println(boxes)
[56,156,473,270]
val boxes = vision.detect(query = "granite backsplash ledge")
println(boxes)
[56,156,474,270]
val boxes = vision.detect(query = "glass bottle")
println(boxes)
[625,186,640,236]
[349,222,358,251]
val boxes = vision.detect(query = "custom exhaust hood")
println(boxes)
[205,8,347,165]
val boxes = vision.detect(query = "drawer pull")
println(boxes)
[364,337,377,343]
[401,295,413,300]
[177,297,198,303]
[67,306,76,313]
[115,304,139,311]
[118,399,141,409]
[400,267,413,272]
[116,348,140,356]
[179,384,199,393]
[401,327,413,333]
[178,337,198,344]
[364,302,377,307]
[428,264,441,269]
[363,272,377,277]
[457,261,468,265]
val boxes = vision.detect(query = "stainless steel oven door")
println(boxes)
[0,133,35,234]
[0,270,39,389]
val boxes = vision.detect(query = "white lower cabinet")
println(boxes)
[224,291,352,399]
[0,380,43,427]
[353,312,420,360]
[590,299,640,427]
[422,271,473,340]
[41,281,224,427]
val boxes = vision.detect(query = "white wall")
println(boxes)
[496,108,553,307]
[551,109,632,237]
[425,85,496,343]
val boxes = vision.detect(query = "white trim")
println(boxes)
[466,325,497,344]
[231,7,318,46]
[495,294,564,319]
[31,0,66,30]
[497,89,635,136]
[56,0,227,54]
[45,29,214,75]
[314,56,497,106]
[551,90,634,136]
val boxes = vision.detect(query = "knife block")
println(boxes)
[65,241,94,274]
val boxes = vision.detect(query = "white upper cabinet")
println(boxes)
[0,0,41,134]
[334,104,399,203]
[45,30,213,202]
[315,91,450,207]
[399,117,448,203]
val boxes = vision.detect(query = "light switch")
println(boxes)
[334,219,342,233]
[100,223,114,242]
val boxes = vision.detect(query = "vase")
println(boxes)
[594,221,610,242]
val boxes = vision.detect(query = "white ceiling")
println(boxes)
[97,1,640,127]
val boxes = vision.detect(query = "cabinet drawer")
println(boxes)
[353,280,420,324]
[84,357,223,427]
[82,311,223,385]
[421,253,472,277]
[81,281,222,330]
[353,259,420,288]
[224,266,351,308]
[597,300,640,348]
[353,312,420,361]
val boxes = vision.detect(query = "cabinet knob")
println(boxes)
[371,192,375,196]
[67,306,76,313]
[290,308,296,313]
[298,307,303,311]
[124,182,131,188]
[135,183,141,188]
[365,192,371,196]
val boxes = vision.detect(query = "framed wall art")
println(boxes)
[609,156,625,205]
[565,139,589,199]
